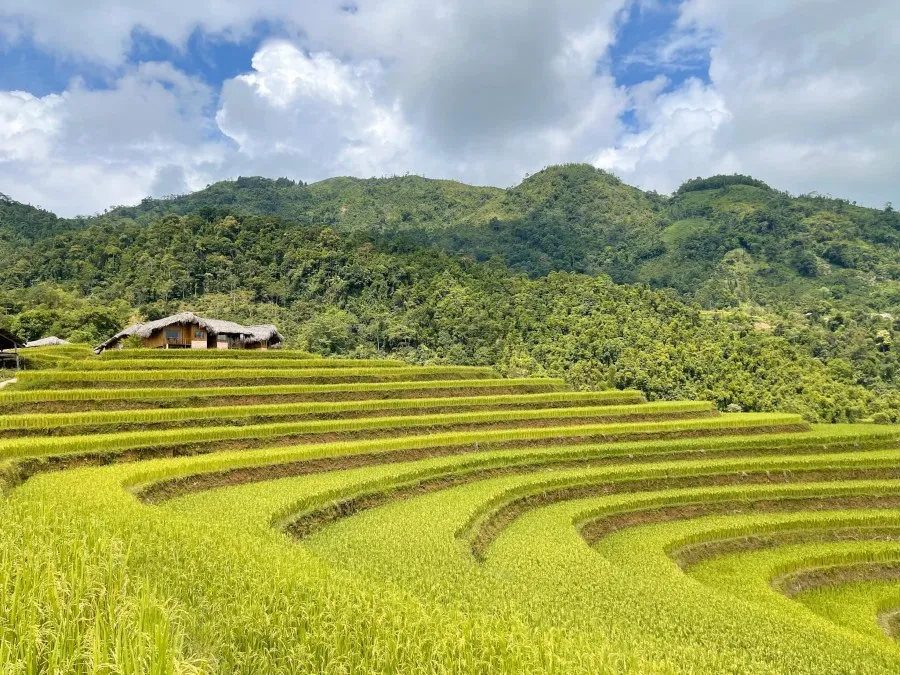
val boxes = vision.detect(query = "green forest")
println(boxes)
[0,165,897,423]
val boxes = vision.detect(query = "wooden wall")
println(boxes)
[133,323,273,350]
[141,324,206,349]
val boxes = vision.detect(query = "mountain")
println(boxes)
[0,166,897,422]
[0,193,85,241]
[57,164,897,315]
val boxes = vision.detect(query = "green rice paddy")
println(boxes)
[2,349,899,673]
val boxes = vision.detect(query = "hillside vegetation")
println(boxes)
[0,166,897,422]
[8,164,897,308]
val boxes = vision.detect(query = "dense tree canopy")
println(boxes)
[1,165,896,422]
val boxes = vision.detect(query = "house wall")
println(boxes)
[141,324,201,349]
[142,329,169,349]
[191,327,208,349]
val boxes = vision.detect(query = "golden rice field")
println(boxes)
[2,347,900,673]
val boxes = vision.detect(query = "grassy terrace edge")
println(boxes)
[97,349,318,359]
[0,378,570,403]
[134,425,900,505]
[68,358,410,370]
[0,393,658,430]
[0,412,805,461]
[14,365,498,384]
[6,345,900,674]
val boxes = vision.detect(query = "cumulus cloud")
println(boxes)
[216,42,413,178]
[602,0,900,205]
[0,0,898,214]
[593,77,736,191]
[0,90,64,161]
[149,164,190,198]
[0,63,224,214]
[390,1,621,145]
[1,1,634,212]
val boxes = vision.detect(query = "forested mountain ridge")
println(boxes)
[0,193,80,241]
[1,166,897,422]
[8,163,895,313]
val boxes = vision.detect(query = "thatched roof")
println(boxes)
[25,336,71,348]
[245,325,281,342]
[95,312,283,353]
[0,328,25,351]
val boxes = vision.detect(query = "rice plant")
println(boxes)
[3,350,900,674]
[0,390,650,430]
[16,365,497,385]
[0,408,797,461]
[70,357,408,371]
[0,377,569,404]
[99,349,317,360]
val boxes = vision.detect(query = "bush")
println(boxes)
[123,335,144,349]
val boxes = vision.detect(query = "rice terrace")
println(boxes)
[3,0,900,670]
[0,344,897,673]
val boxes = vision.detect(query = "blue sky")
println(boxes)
[0,1,896,215]
[2,4,708,97]
[0,24,270,96]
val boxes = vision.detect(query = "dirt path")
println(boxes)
[0,378,17,389]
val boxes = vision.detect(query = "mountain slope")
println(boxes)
[73,164,898,315]
[641,177,900,312]
[106,174,511,231]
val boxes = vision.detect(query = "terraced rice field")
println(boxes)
[2,348,900,673]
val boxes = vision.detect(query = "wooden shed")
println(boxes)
[0,328,25,370]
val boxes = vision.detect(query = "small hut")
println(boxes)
[25,336,71,348]
[0,328,25,370]
[95,313,283,353]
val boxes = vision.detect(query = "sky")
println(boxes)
[0,0,897,216]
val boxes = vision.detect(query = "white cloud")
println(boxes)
[0,64,224,214]
[593,77,735,190]
[602,0,900,205]
[0,90,64,161]
[149,164,190,198]
[1,0,898,214]
[1,1,634,212]
[216,42,412,178]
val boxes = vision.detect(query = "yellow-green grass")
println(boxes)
[588,509,900,651]
[0,420,888,666]
[4,349,900,674]
[2,459,641,673]
[98,348,317,359]
[173,461,900,672]
[14,365,497,385]
[796,579,900,641]
[182,445,900,546]
[7,436,900,672]
[0,410,799,461]
[117,423,900,503]
[68,357,408,370]
[454,451,900,554]
[0,391,651,430]
[0,377,569,404]
[491,482,900,669]
[689,538,900,625]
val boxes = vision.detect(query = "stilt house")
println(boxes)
[95,313,283,354]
